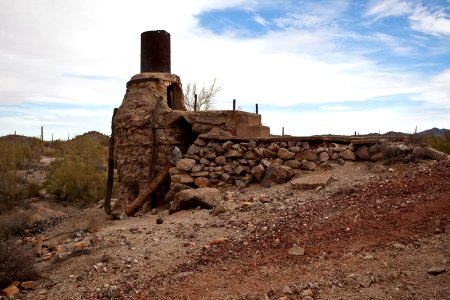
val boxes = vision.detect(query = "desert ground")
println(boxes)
[4,156,448,300]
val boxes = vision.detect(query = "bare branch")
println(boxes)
[183,78,222,111]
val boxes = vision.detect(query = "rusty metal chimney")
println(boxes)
[140,30,171,73]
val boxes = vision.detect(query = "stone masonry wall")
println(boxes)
[167,136,445,201]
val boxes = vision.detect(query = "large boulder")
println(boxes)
[295,150,318,161]
[265,164,295,184]
[169,188,221,213]
[251,164,266,181]
[413,146,448,160]
[341,149,356,160]
[278,148,295,160]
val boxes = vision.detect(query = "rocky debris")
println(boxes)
[169,188,221,213]
[291,174,332,189]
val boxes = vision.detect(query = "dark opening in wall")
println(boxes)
[166,82,185,110]
[167,83,175,109]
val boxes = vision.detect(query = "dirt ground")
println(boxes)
[9,159,450,299]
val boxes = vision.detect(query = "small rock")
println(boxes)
[1,285,19,298]
[21,281,36,290]
[427,266,446,275]
[172,271,194,280]
[156,218,164,224]
[282,285,293,295]
[288,245,305,256]
[302,289,314,297]
[176,158,196,171]
[73,240,90,249]
[209,237,229,245]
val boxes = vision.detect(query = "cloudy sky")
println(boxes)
[0,0,449,139]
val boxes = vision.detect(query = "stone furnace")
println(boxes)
[107,30,270,216]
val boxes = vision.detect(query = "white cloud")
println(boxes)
[372,32,416,55]
[365,0,412,20]
[415,68,450,106]
[0,0,449,138]
[365,1,450,37]
[409,5,450,36]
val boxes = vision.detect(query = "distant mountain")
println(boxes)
[0,134,41,143]
[417,128,449,137]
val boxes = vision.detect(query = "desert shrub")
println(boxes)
[0,170,26,211]
[0,137,44,210]
[422,133,450,154]
[44,136,107,205]
[0,137,43,170]
[0,239,39,288]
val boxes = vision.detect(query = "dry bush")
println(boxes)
[44,136,107,205]
[0,211,31,240]
[0,239,39,288]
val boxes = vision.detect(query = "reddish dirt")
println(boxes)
[139,160,449,299]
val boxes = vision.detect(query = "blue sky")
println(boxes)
[0,0,449,139]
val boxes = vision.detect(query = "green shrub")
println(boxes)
[44,136,107,205]
[0,137,43,211]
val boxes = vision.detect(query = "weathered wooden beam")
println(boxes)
[125,164,171,216]
[105,108,118,215]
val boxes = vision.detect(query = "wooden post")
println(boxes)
[125,164,171,216]
[233,99,236,111]
[105,108,118,215]
[194,93,197,111]
[149,97,162,180]
[255,103,259,114]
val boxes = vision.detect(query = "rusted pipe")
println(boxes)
[141,30,171,73]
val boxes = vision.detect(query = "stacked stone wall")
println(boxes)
[168,137,407,197]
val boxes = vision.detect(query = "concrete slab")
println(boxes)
[291,174,332,189]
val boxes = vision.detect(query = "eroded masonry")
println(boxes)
[105,30,446,217]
